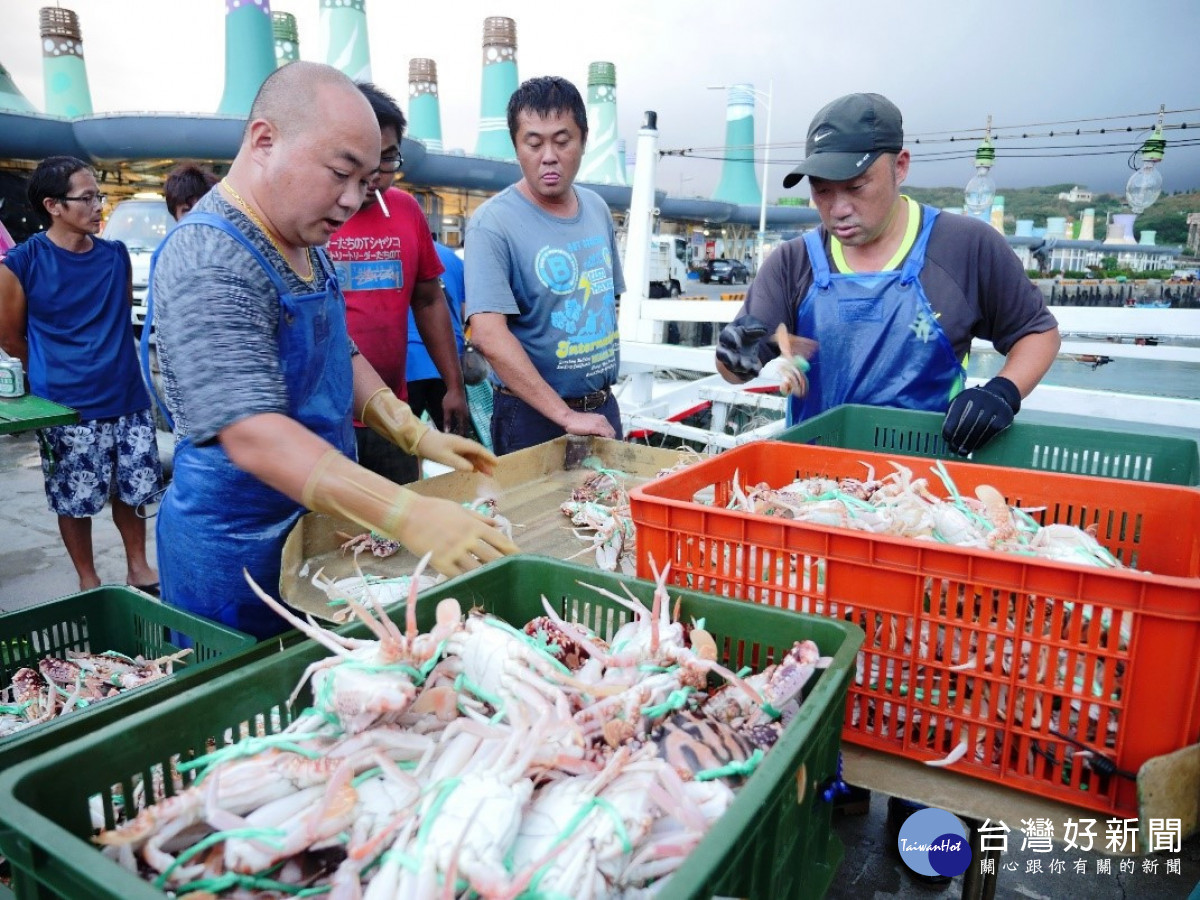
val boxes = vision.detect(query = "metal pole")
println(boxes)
[757,80,772,274]
[619,110,662,344]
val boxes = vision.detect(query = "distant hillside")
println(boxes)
[901,185,1197,246]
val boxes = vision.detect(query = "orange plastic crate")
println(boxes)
[630,441,1200,816]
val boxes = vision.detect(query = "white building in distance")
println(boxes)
[1057,186,1094,203]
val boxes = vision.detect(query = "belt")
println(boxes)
[495,385,612,413]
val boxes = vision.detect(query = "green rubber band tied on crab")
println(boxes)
[179,736,324,779]
[417,639,447,680]
[519,795,633,891]
[695,748,765,782]
[792,355,811,373]
[482,616,573,676]
[454,672,504,710]
[641,686,695,719]
[760,701,783,721]
[343,658,425,683]
[415,776,462,856]
[155,827,287,889]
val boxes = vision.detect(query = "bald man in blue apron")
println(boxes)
[143,63,517,639]
[716,92,1060,456]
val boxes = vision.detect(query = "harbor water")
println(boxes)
[970,349,1200,401]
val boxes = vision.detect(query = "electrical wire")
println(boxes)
[661,105,1200,165]
[906,106,1200,137]
[664,137,1200,167]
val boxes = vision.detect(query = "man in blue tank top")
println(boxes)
[716,93,1060,456]
[0,156,162,593]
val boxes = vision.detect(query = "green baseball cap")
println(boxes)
[783,93,904,187]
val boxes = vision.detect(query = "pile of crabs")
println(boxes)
[93,559,829,898]
[724,458,1131,784]
[560,456,704,576]
[1,648,192,739]
[560,466,638,575]
[728,458,1124,569]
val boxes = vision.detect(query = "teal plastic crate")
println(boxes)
[0,557,862,900]
[779,404,1200,485]
[0,587,266,897]
[0,587,259,776]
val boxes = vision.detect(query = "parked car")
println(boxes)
[700,258,749,285]
[101,194,172,334]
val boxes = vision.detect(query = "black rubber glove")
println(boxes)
[942,376,1022,456]
[716,315,774,379]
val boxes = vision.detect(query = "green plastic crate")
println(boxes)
[0,557,862,900]
[779,403,1200,485]
[0,587,259,777]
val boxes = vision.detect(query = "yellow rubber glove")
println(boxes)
[359,387,430,454]
[360,387,498,475]
[414,429,499,476]
[302,450,520,577]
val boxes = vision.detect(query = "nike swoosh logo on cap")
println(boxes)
[813,129,832,143]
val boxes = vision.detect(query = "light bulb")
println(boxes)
[1125,122,1166,214]
[1125,162,1162,214]
[964,167,997,216]
[964,132,996,217]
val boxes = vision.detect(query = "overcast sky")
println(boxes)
[3,0,1198,201]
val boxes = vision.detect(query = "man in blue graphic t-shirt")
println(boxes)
[466,76,625,455]
[0,156,162,593]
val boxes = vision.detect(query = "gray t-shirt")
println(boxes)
[151,189,346,445]
[742,205,1057,365]
[465,185,625,398]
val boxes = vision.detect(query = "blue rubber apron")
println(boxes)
[140,212,355,638]
[790,205,965,425]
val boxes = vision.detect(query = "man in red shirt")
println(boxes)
[327,82,467,483]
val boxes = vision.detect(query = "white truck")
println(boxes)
[619,233,690,298]
[100,193,172,334]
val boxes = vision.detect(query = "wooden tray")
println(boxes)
[280,436,688,621]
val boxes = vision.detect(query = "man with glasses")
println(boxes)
[0,155,162,594]
[327,82,468,483]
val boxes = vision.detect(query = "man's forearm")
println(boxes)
[471,316,571,426]
[997,328,1061,397]
[0,332,27,369]
[219,413,339,502]
[350,352,387,419]
[0,269,29,368]
[716,358,751,384]
[412,288,465,394]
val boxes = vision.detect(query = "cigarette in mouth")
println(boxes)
[375,190,390,218]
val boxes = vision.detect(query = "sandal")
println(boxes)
[128,582,160,598]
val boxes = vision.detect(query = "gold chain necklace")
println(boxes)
[221,179,314,282]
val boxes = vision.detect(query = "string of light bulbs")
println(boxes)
[957,105,1169,216]
[662,104,1188,215]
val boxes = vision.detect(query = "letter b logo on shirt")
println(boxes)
[535,246,579,296]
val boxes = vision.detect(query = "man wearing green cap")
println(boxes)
[716,92,1060,456]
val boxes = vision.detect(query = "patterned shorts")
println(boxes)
[37,409,163,518]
